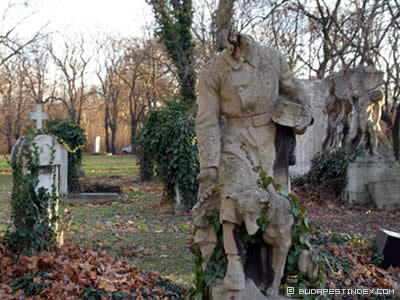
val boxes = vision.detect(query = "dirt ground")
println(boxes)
[293,183,400,240]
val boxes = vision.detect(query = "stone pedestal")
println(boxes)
[210,279,290,300]
[344,156,400,208]
[368,181,400,209]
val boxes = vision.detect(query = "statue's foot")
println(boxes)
[223,255,245,291]
[266,287,279,297]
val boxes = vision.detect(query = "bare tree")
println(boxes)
[0,0,47,66]
[115,37,172,152]
[0,58,31,152]
[96,37,124,154]
[48,36,91,125]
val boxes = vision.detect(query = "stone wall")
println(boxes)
[290,79,329,177]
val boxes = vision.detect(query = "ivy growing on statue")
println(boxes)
[190,167,326,299]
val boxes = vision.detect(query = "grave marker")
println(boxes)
[376,229,400,269]
[28,103,48,130]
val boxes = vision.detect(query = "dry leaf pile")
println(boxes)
[0,242,181,299]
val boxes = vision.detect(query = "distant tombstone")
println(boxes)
[94,136,101,154]
[174,182,185,214]
[376,229,400,269]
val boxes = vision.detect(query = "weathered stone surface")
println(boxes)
[290,66,390,177]
[62,193,121,204]
[12,134,68,198]
[290,79,329,176]
[194,32,312,297]
[367,181,400,209]
[344,156,400,206]
[11,105,68,246]
[210,279,290,300]
[376,229,400,269]
[298,250,319,282]
[28,103,48,130]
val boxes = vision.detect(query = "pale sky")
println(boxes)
[2,0,154,40]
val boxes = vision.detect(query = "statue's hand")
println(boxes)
[197,167,217,201]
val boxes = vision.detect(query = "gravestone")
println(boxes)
[345,156,400,207]
[376,229,400,269]
[13,104,68,197]
[28,103,48,130]
[174,182,185,214]
[11,104,68,245]
[94,136,101,154]
[63,192,120,204]
[12,134,68,197]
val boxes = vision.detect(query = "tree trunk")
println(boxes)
[111,126,116,154]
[392,104,400,161]
[213,0,236,52]
[130,120,137,154]
[104,105,110,153]
[7,134,12,154]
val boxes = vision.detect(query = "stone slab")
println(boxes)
[345,158,400,206]
[62,193,121,204]
[210,279,290,300]
[376,229,400,269]
[367,181,400,209]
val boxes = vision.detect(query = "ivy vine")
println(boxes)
[137,98,199,208]
[293,147,363,196]
[255,168,326,299]
[5,127,61,255]
[46,119,86,192]
[190,166,326,299]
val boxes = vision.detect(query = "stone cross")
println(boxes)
[28,104,48,130]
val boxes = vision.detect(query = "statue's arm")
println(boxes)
[196,68,221,172]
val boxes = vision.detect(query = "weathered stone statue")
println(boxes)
[320,66,393,158]
[193,31,313,298]
[319,66,400,209]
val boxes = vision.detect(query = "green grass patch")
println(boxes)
[82,155,138,177]
[0,174,12,193]
[0,154,193,286]
[0,155,11,171]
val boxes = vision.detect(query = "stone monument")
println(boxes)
[321,67,400,209]
[193,32,314,299]
[94,136,101,154]
[11,104,68,244]
[288,66,400,210]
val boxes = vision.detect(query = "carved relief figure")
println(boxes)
[193,31,313,296]
[321,67,392,158]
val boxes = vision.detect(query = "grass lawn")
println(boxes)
[0,155,10,170]
[82,154,139,177]
[1,154,399,298]
[0,153,194,286]
[0,156,12,234]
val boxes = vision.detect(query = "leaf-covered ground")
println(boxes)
[0,155,399,299]
[294,183,400,299]
[0,155,192,299]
